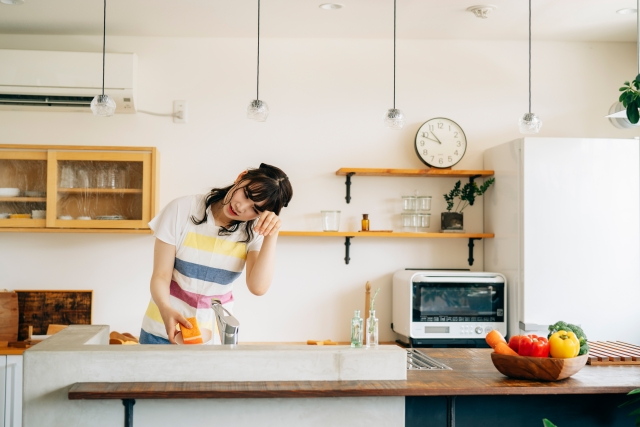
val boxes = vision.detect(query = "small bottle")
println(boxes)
[351,310,363,348]
[366,310,379,348]
[361,214,370,231]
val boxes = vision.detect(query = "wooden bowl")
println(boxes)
[490,352,588,381]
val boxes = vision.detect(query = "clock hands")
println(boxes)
[430,131,443,145]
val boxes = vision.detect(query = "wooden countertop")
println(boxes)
[0,347,26,356]
[69,348,640,400]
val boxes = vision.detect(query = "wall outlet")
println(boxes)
[173,100,187,124]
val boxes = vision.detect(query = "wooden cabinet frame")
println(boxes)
[0,145,158,234]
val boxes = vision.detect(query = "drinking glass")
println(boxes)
[59,166,75,188]
[321,211,341,231]
[95,165,108,188]
[76,168,90,188]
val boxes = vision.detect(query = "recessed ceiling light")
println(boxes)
[0,0,25,4]
[616,8,637,14]
[319,3,343,10]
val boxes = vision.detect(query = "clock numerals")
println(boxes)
[419,140,425,147]
[423,149,428,156]
[429,124,434,131]
[454,132,458,137]
[457,141,461,147]
[438,123,443,129]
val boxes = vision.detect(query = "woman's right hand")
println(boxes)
[158,306,192,344]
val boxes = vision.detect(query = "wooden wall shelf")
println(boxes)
[279,231,493,265]
[335,168,494,203]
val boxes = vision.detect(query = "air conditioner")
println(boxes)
[0,49,137,113]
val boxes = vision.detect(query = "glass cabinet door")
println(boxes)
[0,150,48,228]
[47,151,152,229]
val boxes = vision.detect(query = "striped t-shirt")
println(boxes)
[141,194,263,343]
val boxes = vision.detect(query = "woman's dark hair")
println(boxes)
[191,163,293,243]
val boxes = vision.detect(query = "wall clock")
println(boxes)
[414,118,467,168]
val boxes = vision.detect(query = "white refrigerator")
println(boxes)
[483,137,640,345]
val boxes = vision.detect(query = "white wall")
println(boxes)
[0,35,637,342]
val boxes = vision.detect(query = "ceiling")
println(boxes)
[0,0,637,42]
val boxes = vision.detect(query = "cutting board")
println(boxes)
[0,291,19,342]
[587,341,640,365]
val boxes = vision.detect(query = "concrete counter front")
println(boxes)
[23,325,406,427]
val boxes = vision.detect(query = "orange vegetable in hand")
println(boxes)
[485,329,507,349]
[494,342,519,356]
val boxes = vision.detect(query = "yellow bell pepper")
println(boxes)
[549,330,580,358]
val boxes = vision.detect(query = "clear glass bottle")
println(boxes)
[366,310,379,348]
[350,310,363,348]
[361,214,370,231]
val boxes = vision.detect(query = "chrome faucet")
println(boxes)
[211,299,240,344]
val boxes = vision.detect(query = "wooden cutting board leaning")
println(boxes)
[0,290,18,342]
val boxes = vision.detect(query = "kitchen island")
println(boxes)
[69,348,640,427]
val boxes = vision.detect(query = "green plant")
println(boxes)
[542,419,557,427]
[444,178,495,212]
[619,388,640,426]
[619,74,640,124]
[370,287,381,311]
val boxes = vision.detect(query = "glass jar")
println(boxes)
[417,213,431,229]
[321,211,341,231]
[402,213,417,231]
[402,196,417,211]
[417,196,432,212]
[366,310,378,348]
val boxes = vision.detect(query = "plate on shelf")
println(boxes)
[96,215,126,220]
[58,215,73,220]
[0,188,20,197]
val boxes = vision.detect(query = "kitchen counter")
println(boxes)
[0,347,26,356]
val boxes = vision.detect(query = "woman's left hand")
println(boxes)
[254,211,281,236]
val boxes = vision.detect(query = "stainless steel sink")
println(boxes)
[406,349,452,370]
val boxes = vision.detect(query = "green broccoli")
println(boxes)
[548,320,589,356]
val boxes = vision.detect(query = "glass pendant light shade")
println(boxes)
[384,108,405,130]
[518,112,542,134]
[247,99,269,122]
[91,94,116,117]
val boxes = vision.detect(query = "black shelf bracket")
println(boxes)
[468,238,482,266]
[344,172,355,204]
[122,399,136,427]
[344,236,352,264]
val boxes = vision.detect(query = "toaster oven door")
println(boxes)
[412,281,505,323]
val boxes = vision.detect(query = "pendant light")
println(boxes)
[384,0,405,129]
[91,0,116,117]
[518,0,542,134]
[247,0,269,121]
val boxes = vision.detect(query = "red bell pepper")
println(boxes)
[508,335,522,353]
[517,334,539,356]
[530,336,550,358]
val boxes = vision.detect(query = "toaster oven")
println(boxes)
[392,270,507,347]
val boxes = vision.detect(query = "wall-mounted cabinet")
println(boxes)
[0,145,158,233]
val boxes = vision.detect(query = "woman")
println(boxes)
[140,163,293,344]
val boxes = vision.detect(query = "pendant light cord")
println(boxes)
[257,0,261,101]
[393,0,396,109]
[528,0,531,114]
[102,0,106,97]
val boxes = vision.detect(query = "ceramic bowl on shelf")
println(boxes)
[0,188,20,197]
[25,190,46,197]
[174,328,213,345]
[0,213,10,219]
[31,210,46,219]
[77,216,92,220]
[490,352,588,381]
[58,215,73,220]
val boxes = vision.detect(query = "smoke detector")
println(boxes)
[467,5,498,19]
